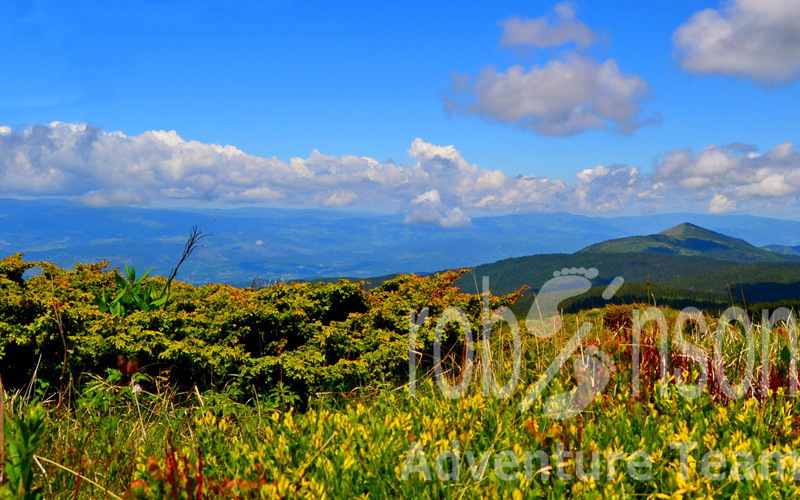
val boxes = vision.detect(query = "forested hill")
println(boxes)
[450,223,800,312]
[578,223,798,263]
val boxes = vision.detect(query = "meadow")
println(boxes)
[1,253,800,498]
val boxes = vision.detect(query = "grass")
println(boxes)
[2,305,800,498]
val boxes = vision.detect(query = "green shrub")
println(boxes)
[0,256,520,404]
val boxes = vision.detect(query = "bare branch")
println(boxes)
[163,221,215,308]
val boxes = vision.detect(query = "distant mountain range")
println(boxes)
[4,197,800,293]
[763,244,800,257]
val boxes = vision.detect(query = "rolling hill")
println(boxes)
[578,223,796,263]
[449,222,800,313]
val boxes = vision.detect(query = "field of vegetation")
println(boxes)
[2,252,800,498]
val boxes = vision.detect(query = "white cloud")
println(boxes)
[80,189,146,207]
[708,193,737,214]
[447,55,651,136]
[319,190,358,207]
[653,142,800,209]
[236,186,285,202]
[5,122,800,222]
[404,190,472,228]
[412,190,442,205]
[575,164,649,212]
[571,142,800,214]
[0,123,574,227]
[674,0,800,83]
[448,4,653,136]
[499,2,596,50]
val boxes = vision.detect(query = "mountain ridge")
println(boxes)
[4,198,800,285]
[577,222,796,263]
[446,222,800,312]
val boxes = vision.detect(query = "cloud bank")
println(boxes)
[446,2,654,136]
[1,122,799,225]
[653,142,800,213]
[674,0,800,83]
[0,123,572,226]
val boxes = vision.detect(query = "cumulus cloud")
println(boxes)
[653,142,800,210]
[447,4,653,136]
[0,122,575,227]
[4,122,800,223]
[575,164,652,212]
[447,55,651,136]
[404,190,472,228]
[708,193,737,214]
[499,2,596,50]
[572,142,800,214]
[674,0,800,83]
[318,190,358,207]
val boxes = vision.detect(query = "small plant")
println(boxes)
[267,382,301,412]
[94,264,168,317]
[94,222,213,316]
[1,404,46,500]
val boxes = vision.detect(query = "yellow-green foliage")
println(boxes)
[4,253,800,498]
[46,376,800,499]
[0,254,518,399]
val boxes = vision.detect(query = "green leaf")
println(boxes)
[139,267,153,282]
[123,264,134,283]
[114,274,127,288]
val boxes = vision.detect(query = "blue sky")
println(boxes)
[2,0,800,224]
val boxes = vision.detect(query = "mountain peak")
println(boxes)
[659,222,721,239]
[579,222,795,263]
